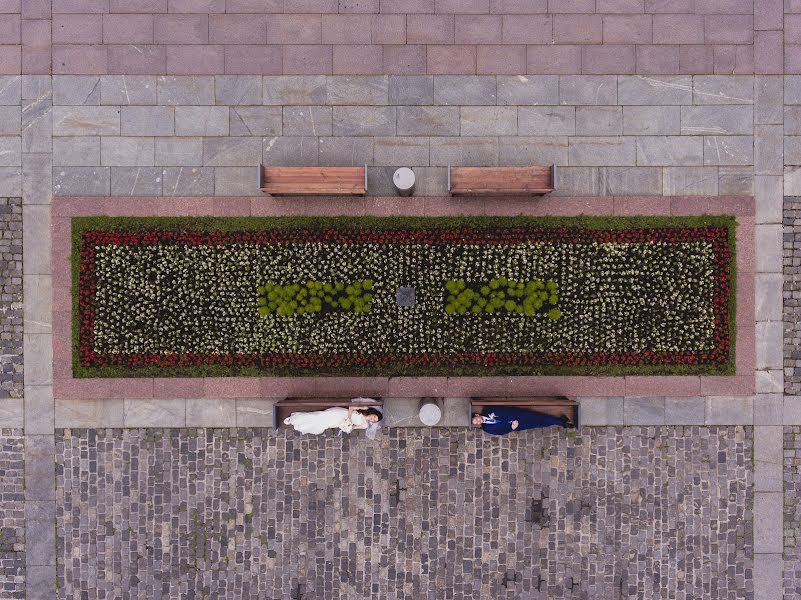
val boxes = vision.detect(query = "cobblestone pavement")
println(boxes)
[0,430,25,599]
[56,427,753,600]
[0,197,22,400]
[785,426,801,598]
[785,198,801,395]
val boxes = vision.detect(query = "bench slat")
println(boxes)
[260,165,366,195]
[449,165,554,195]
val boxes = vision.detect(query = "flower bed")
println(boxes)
[73,216,736,378]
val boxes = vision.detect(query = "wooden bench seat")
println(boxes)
[470,396,578,429]
[259,165,367,195]
[274,397,382,429]
[448,165,555,195]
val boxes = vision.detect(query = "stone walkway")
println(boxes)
[0,197,22,402]
[0,430,25,600]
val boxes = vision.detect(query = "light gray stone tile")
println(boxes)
[101,75,158,105]
[229,106,281,136]
[23,153,53,205]
[124,399,186,427]
[552,166,601,196]
[264,135,321,166]
[214,166,262,196]
[754,76,782,124]
[559,75,617,105]
[576,397,624,426]
[23,274,51,335]
[434,75,497,106]
[215,75,262,105]
[786,166,801,196]
[569,137,636,166]
[397,106,459,136]
[53,75,100,106]
[21,96,52,153]
[0,105,21,135]
[497,75,559,106]
[601,166,663,195]
[0,75,21,105]
[622,106,680,135]
[754,425,782,464]
[755,273,781,321]
[317,136,371,166]
[327,75,388,105]
[175,106,229,136]
[518,106,575,136]
[120,106,174,136]
[236,399,277,427]
[26,515,56,566]
[755,223,782,273]
[680,105,753,135]
[0,397,22,428]
[662,166,718,195]
[787,106,801,136]
[157,75,215,105]
[0,167,22,196]
[21,76,51,102]
[718,166,753,195]
[636,136,704,166]
[786,75,801,105]
[498,136,567,166]
[0,136,20,166]
[617,75,692,105]
[664,397,705,424]
[693,75,754,105]
[373,136,429,166]
[575,106,622,136]
[111,167,163,196]
[162,166,215,196]
[785,396,801,424]
[388,75,433,105]
[623,397,665,425]
[22,205,50,275]
[186,398,237,427]
[25,565,57,598]
[786,136,801,166]
[756,370,782,394]
[430,137,498,166]
[263,75,327,105]
[460,106,516,136]
[101,136,155,166]
[54,399,124,427]
[333,106,395,136]
[53,106,120,136]
[203,137,261,166]
[24,435,55,501]
[282,106,332,136]
[753,393,783,425]
[363,166,396,195]
[756,321,782,369]
[53,137,100,166]
[24,384,53,435]
[753,492,782,553]
[705,396,753,424]
[155,137,203,166]
[408,166,448,195]
[703,135,753,166]
[53,166,110,196]
[753,554,782,600]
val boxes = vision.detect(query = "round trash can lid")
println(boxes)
[393,167,415,190]
[419,401,442,426]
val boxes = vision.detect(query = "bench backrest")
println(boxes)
[470,397,578,428]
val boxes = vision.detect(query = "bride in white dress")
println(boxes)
[283,405,382,435]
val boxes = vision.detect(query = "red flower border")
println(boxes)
[78,225,732,371]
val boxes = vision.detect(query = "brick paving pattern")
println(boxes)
[785,198,801,395]
[0,197,23,401]
[56,427,753,600]
[786,426,801,598]
[0,430,25,600]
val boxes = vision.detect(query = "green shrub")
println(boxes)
[444,278,560,319]
[258,279,374,317]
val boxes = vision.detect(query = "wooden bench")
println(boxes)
[470,397,578,429]
[258,165,367,195]
[274,397,383,429]
[448,165,555,195]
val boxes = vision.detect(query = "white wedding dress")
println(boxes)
[283,407,367,435]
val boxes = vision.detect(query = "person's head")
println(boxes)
[472,414,483,427]
[357,407,383,423]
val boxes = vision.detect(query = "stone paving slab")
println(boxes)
[0,430,24,600]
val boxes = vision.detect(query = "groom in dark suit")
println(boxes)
[472,406,573,436]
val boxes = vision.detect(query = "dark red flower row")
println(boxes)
[77,225,732,372]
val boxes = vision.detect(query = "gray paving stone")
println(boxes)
[753,394,782,425]
[434,75,496,106]
[388,75,433,105]
[22,204,50,275]
[214,166,262,196]
[692,75,754,105]
[24,384,53,435]
[327,75,388,105]
[53,166,110,196]
[569,136,636,166]
[52,75,100,106]
[498,136,568,166]
[787,136,801,166]
[0,136,20,167]
[787,107,801,136]
[263,75,327,105]
[215,75,262,105]
[22,335,51,386]
[22,96,52,153]
[26,565,57,599]
[785,399,801,424]
[617,75,692,105]
[680,105,753,135]
[101,136,155,166]
[497,75,559,106]
[155,137,203,166]
[575,397,624,425]
[622,106,680,135]
[662,166,718,195]
[787,166,801,196]
[559,75,617,105]
[757,321,783,370]
[753,492,782,553]
[22,76,51,102]
[0,105,20,135]
[409,166,448,195]
[0,398,23,427]
[756,370,782,394]
[282,106,332,136]
[601,166,663,195]
[373,136,429,166]
[157,75,215,105]
[703,135,754,166]
[718,166,753,195]
[110,167,163,196]
[23,274,51,335]
[706,396,753,425]
[25,435,55,501]
[162,166,215,196]
[753,554,782,600]
[333,106,396,136]
[756,223,782,273]
[53,106,120,136]
[54,399,124,427]
[52,137,100,166]
[786,75,801,105]
[120,106,174,136]
[22,153,52,204]
[754,76,783,125]
[623,397,665,425]
[265,135,321,166]
[236,399,277,427]
[664,397,706,424]
[396,106,459,136]
[754,125,783,175]
[636,136,704,166]
[0,167,21,196]
[575,106,622,136]
[0,75,21,105]
[552,166,602,196]
[175,106,229,136]
[100,75,158,105]
[430,136,498,166]
[460,106,516,136]
[365,165,400,195]
[755,273,782,321]
[123,399,186,427]
[26,513,55,565]
[186,398,237,427]
[229,106,282,136]
[518,106,575,136]
[203,137,261,166]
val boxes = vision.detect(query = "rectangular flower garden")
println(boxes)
[73,216,736,378]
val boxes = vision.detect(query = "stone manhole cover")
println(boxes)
[396,286,415,307]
